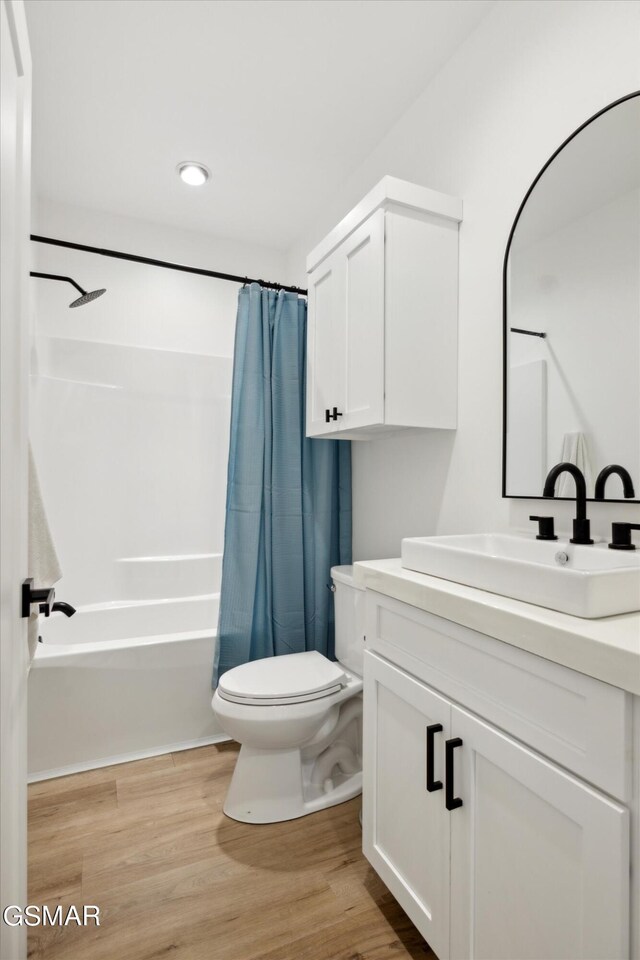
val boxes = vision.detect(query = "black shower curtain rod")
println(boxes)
[30,235,308,296]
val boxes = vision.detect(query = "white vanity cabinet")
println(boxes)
[306,177,462,439]
[362,590,632,960]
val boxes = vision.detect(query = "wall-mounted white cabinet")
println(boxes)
[306,177,462,439]
[363,591,632,960]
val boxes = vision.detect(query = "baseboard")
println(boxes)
[27,733,232,783]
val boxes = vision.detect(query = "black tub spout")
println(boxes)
[51,601,76,617]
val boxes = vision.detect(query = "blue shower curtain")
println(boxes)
[213,284,352,685]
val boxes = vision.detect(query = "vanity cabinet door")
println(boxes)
[449,705,630,960]
[363,651,452,960]
[306,249,343,436]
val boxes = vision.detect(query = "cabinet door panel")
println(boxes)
[339,208,385,430]
[306,252,342,436]
[363,651,450,959]
[450,706,629,960]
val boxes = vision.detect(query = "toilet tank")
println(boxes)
[331,565,365,678]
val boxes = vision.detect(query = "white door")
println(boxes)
[449,705,629,960]
[0,3,31,959]
[338,208,385,431]
[306,248,342,436]
[363,652,451,960]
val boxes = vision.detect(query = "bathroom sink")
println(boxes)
[400,534,640,618]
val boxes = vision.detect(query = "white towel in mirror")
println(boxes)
[557,432,592,496]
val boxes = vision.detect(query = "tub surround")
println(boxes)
[354,557,640,694]
[30,335,231,608]
[27,205,249,780]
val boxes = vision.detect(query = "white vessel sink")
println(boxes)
[401,534,640,618]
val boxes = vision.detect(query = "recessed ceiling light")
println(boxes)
[177,161,210,187]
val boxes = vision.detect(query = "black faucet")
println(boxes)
[594,464,635,500]
[543,463,593,544]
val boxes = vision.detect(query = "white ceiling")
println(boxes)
[25,0,493,250]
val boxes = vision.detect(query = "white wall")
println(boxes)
[287,0,640,560]
[31,200,286,605]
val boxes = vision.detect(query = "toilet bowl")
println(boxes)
[212,565,365,823]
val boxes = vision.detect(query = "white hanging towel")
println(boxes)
[28,446,62,655]
[557,432,592,496]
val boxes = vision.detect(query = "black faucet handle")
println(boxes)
[529,516,558,541]
[21,579,55,618]
[609,522,640,551]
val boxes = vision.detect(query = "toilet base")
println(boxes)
[223,742,362,824]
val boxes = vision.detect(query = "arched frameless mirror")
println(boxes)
[503,91,640,502]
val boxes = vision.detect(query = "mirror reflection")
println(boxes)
[504,93,640,501]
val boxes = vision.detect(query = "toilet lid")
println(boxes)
[218,651,347,705]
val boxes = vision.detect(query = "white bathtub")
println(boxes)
[28,592,226,781]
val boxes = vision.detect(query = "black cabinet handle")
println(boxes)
[445,737,463,810]
[325,407,344,423]
[426,723,443,792]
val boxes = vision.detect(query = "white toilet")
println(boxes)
[212,565,364,823]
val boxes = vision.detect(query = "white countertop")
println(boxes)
[353,558,640,696]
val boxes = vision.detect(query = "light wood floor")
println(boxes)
[28,742,434,960]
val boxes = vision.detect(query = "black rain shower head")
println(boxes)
[69,288,106,308]
[30,272,106,309]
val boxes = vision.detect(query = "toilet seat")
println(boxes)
[217,650,347,706]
